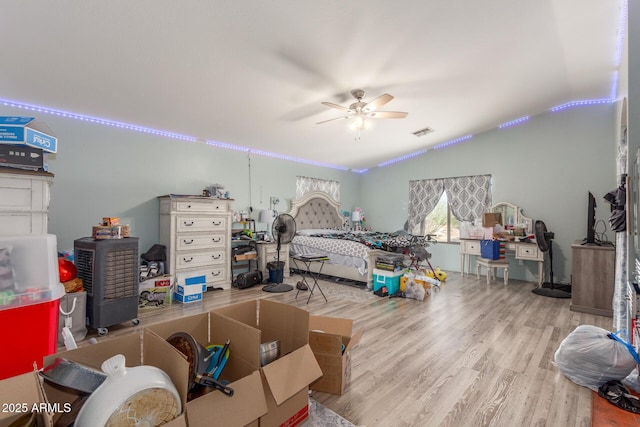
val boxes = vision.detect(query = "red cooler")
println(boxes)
[0,234,64,379]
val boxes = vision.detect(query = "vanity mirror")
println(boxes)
[488,202,533,235]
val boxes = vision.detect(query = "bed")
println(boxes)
[287,191,420,287]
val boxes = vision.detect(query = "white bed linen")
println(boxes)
[290,235,369,274]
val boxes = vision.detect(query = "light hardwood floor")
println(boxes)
[80,271,613,427]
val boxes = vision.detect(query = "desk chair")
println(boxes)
[476,258,509,285]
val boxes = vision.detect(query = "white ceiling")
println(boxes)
[0,1,625,171]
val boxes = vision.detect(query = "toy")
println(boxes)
[58,257,77,282]
[424,267,447,282]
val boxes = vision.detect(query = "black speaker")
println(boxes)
[236,270,263,289]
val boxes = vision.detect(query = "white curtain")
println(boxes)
[296,176,340,201]
[408,175,492,231]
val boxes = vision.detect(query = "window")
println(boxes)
[408,174,491,241]
[423,192,462,243]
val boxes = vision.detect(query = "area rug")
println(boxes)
[308,279,374,304]
[307,397,364,427]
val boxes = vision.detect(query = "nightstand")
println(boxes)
[256,241,290,280]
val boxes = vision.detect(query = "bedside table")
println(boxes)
[256,241,290,280]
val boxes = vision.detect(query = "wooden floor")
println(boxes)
[81,271,614,427]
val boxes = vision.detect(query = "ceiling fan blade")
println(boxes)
[369,111,408,119]
[363,94,393,112]
[321,102,351,112]
[316,115,351,125]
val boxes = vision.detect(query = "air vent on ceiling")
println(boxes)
[412,127,434,137]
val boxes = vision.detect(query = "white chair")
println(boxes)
[476,258,509,285]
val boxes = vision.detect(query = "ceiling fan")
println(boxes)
[316,89,408,138]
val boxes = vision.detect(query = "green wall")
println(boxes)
[360,104,617,283]
[0,105,360,253]
[0,101,617,285]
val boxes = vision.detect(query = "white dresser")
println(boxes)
[159,196,233,290]
[256,241,290,281]
[459,238,544,285]
[0,168,53,235]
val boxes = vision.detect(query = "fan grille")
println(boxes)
[105,388,180,427]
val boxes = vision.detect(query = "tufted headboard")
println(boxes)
[288,191,343,230]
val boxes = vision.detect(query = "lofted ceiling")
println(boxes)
[0,1,625,171]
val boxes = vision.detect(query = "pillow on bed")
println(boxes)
[296,228,342,236]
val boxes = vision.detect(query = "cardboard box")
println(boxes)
[308,315,364,395]
[482,212,502,228]
[147,312,268,427]
[212,299,322,427]
[0,144,45,171]
[174,292,202,304]
[0,117,57,153]
[40,331,189,427]
[139,274,174,308]
[0,371,50,427]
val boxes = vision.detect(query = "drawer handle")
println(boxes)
[183,239,194,245]
[212,220,222,226]
[212,271,221,276]
[212,237,221,243]
[183,221,194,227]
[183,257,193,263]
[212,254,221,260]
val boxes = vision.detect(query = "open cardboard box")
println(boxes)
[309,315,364,395]
[212,299,323,427]
[147,312,268,427]
[0,371,50,427]
[38,332,188,427]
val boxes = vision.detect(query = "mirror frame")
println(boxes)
[489,202,533,235]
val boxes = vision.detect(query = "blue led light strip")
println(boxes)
[0,98,348,171]
[549,98,615,112]
[0,98,198,142]
[498,116,530,129]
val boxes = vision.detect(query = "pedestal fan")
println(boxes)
[531,220,571,298]
[263,213,296,292]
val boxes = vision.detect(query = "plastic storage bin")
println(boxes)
[0,234,64,379]
[373,268,403,295]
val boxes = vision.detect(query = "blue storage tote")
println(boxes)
[480,239,505,260]
[373,269,403,295]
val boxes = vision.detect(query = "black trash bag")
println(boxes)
[141,244,167,262]
[598,380,640,414]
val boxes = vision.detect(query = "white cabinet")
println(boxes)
[0,169,53,235]
[256,241,290,280]
[159,196,233,290]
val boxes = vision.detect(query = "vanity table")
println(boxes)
[459,202,545,285]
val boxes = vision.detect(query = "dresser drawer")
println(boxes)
[516,244,543,261]
[0,212,48,235]
[176,233,226,251]
[175,250,226,269]
[0,175,51,211]
[461,240,481,255]
[176,200,229,213]
[176,216,227,232]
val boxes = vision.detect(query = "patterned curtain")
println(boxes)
[444,175,492,221]
[408,179,445,232]
[296,176,340,201]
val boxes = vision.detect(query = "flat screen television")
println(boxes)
[584,191,597,245]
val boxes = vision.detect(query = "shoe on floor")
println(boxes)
[296,281,308,291]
